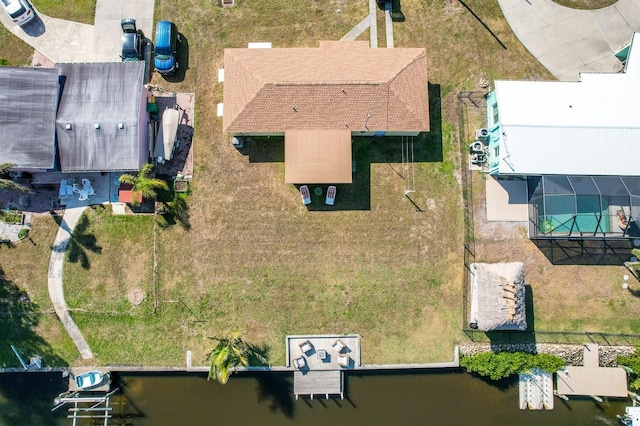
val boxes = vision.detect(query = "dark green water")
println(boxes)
[0,370,631,425]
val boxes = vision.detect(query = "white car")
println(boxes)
[1,0,35,26]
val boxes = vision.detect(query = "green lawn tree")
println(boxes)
[118,163,168,206]
[460,352,565,380]
[618,347,640,391]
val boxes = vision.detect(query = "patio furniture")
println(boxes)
[299,185,311,205]
[293,357,306,369]
[618,209,629,229]
[317,349,327,360]
[326,186,336,206]
[59,179,68,199]
[332,339,346,353]
[299,340,313,354]
[82,178,95,196]
[337,354,350,368]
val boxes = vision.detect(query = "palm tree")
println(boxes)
[205,330,268,384]
[118,163,168,206]
[0,163,29,193]
[206,330,249,384]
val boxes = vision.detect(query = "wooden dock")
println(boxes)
[294,370,343,400]
[556,344,628,398]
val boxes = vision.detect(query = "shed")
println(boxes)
[469,262,527,332]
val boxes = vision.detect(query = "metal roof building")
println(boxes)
[0,67,59,171]
[54,62,147,172]
[489,31,640,177]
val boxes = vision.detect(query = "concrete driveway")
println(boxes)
[0,0,154,63]
[498,0,640,80]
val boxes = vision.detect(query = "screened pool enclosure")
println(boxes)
[529,176,640,239]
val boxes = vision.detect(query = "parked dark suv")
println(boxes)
[121,19,146,62]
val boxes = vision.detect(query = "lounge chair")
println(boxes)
[332,339,346,353]
[326,186,336,206]
[299,185,311,205]
[337,354,350,368]
[293,357,306,369]
[299,340,313,354]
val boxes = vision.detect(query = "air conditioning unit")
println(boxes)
[476,128,489,141]
[469,141,484,154]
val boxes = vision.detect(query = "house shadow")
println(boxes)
[161,34,189,83]
[244,82,442,211]
[533,238,635,265]
[246,136,284,163]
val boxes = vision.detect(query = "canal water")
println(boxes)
[0,369,630,425]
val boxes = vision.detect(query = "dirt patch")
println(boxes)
[127,288,145,306]
[552,0,617,9]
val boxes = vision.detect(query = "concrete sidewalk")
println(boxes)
[48,206,93,360]
[498,0,640,80]
[0,0,154,63]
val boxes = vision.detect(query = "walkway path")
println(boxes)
[48,206,93,360]
[498,0,640,80]
[341,0,399,48]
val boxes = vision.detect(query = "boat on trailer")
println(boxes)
[154,106,180,163]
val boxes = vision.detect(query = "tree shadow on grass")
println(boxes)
[0,266,68,371]
[50,212,102,269]
[66,214,102,269]
[157,192,191,231]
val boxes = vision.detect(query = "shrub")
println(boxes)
[17,229,28,240]
[618,346,640,391]
[460,351,565,380]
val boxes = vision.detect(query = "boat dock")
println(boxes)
[556,344,628,399]
[519,368,554,410]
[53,368,116,425]
[294,370,343,399]
[286,334,360,400]
[67,367,111,392]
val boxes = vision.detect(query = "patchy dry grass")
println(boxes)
[0,27,33,66]
[9,0,628,368]
[31,0,96,24]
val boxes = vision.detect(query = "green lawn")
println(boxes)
[13,0,633,369]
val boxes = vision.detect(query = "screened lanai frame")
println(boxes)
[528,176,640,239]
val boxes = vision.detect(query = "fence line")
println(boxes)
[455,91,640,347]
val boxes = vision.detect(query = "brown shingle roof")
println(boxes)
[222,42,429,133]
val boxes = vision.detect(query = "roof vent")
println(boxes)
[65,123,72,130]
[95,123,101,130]
[118,123,125,129]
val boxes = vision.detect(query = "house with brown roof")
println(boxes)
[222,41,429,183]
